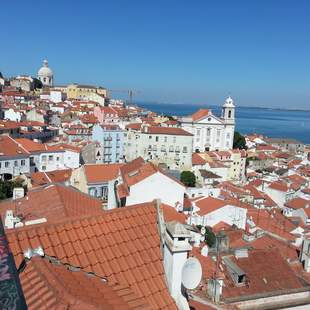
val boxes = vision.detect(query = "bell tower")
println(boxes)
[221,96,235,125]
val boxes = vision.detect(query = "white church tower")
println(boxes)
[37,59,54,87]
[221,96,235,149]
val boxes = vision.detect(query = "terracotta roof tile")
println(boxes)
[191,109,210,121]
[84,163,124,184]
[7,202,177,310]
[0,184,103,226]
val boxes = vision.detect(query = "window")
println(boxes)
[164,136,167,142]
[14,160,18,167]
[155,136,159,142]
[42,166,46,171]
[196,129,201,136]
[228,110,232,118]
[5,162,9,168]
[207,128,211,137]
[56,157,60,161]
[208,117,212,121]
[48,155,53,161]
[149,135,152,139]
[227,132,230,139]
[173,137,176,143]
[183,147,187,153]
[42,155,47,162]
[169,145,174,152]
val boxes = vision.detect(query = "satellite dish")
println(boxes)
[201,245,209,257]
[201,226,206,235]
[181,257,202,290]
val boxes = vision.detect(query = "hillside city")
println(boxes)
[0,61,310,309]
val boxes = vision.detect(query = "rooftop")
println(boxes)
[6,202,177,310]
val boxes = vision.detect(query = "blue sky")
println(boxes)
[1,0,310,108]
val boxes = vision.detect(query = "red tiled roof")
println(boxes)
[20,257,148,309]
[268,181,289,192]
[79,113,98,124]
[222,250,303,299]
[212,221,232,233]
[285,174,307,185]
[126,123,142,131]
[247,208,296,241]
[52,143,81,153]
[256,144,277,151]
[6,202,177,310]
[31,169,72,187]
[84,163,124,184]
[121,162,158,187]
[147,126,192,136]
[15,138,62,153]
[285,197,310,210]
[192,153,206,166]
[191,109,210,121]
[195,197,227,216]
[161,204,186,223]
[0,135,29,157]
[0,184,102,224]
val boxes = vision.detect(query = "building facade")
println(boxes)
[179,97,235,152]
[92,124,124,163]
[125,124,193,170]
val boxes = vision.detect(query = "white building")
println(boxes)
[0,136,30,180]
[187,196,247,229]
[117,158,186,209]
[37,59,53,87]
[125,124,193,170]
[179,97,235,152]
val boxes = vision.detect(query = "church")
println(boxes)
[179,97,235,152]
[37,59,54,87]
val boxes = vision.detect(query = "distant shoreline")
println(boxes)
[136,101,310,112]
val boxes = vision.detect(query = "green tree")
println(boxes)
[196,225,216,247]
[33,78,43,89]
[0,179,26,200]
[233,131,247,149]
[180,171,196,187]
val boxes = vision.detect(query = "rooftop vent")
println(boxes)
[223,256,247,287]
[128,170,139,177]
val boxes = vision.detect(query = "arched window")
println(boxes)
[228,110,232,118]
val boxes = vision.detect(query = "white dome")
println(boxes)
[37,59,53,77]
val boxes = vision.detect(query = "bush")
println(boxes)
[196,225,216,247]
[180,171,196,187]
[233,131,247,150]
[0,179,26,200]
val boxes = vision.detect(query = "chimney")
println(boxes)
[163,221,192,302]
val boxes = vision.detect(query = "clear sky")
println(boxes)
[1,0,310,108]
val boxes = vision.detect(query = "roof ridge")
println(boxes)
[5,201,156,235]
[9,136,30,154]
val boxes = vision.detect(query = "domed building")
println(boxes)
[37,59,53,87]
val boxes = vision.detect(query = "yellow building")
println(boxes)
[53,84,107,100]
[66,84,107,99]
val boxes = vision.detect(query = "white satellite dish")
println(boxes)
[201,245,209,257]
[181,257,202,290]
[201,226,206,235]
